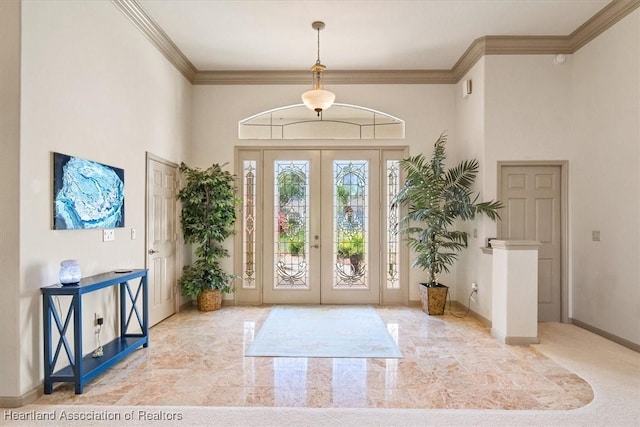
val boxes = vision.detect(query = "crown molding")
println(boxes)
[451,35,572,81]
[111,0,196,82]
[324,70,456,85]
[115,0,639,85]
[194,70,308,85]
[569,0,639,51]
[193,69,455,85]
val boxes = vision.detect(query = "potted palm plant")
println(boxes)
[177,162,240,311]
[393,133,502,315]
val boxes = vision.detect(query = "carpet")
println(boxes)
[245,306,403,358]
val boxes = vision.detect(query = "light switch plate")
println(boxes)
[592,230,600,241]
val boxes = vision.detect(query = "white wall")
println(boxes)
[454,58,494,318]
[568,9,640,344]
[484,54,574,184]
[0,0,22,400]
[3,0,192,398]
[191,84,456,301]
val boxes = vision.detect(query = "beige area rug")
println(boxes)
[246,306,402,358]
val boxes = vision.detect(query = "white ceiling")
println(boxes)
[138,0,611,72]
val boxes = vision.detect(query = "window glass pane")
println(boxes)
[239,104,405,140]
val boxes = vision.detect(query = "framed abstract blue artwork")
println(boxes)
[53,152,125,230]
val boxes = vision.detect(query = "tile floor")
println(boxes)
[35,305,593,409]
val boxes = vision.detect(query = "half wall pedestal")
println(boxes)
[490,240,540,345]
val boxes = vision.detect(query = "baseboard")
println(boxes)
[570,318,640,353]
[505,336,539,345]
[178,297,236,311]
[409,299,492,327]
[490,328,539,345]
[0,384,41,408]
[449,300,492,328]
[178,299,194,311]
[490,328,506,343]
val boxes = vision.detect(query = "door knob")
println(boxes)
[148,249,158,255]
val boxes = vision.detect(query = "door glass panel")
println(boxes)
[386,160,400,289]
[242,160,257,289]
[334,161,368,288]
[274,161,310,288]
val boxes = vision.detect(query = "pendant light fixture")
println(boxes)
[301,21,335,116]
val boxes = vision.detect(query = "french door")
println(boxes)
[235,147,408,306]
[263,149,380,304]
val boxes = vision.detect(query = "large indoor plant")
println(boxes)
[394,133,502,315]
[177,162,240,311]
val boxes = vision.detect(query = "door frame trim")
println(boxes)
[497,160,569,323]
[234,146,409,306]
[145,152,181,320]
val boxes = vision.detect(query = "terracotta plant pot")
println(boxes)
[419,283,448,315]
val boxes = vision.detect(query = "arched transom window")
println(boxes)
[239,104,405,140]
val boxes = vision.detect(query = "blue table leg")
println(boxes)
[73,294,83,394]
[143,275,149,347]
[43,295,53,394]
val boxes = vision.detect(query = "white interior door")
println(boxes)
[146,155,178,325]
[500,165,562,322]
[262,149,380,304]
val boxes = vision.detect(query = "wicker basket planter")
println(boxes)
[197,289,222,312]
[419,283,448,315]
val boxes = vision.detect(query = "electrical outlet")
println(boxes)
[471,282,478,292]
[592,230,600,241]
[95,312,103,326]
[103,229,115,242]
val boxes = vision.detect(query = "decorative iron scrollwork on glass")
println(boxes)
[274,161,310,288]
[334,161,368,288]
[386,160,400,289]
[242,161,256,289]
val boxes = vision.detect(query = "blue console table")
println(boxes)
[41,269,148,394]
